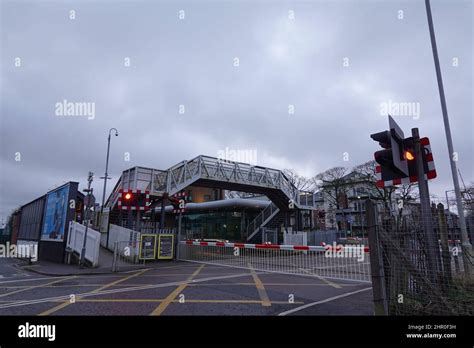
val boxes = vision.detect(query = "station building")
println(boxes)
[5,182,85,263]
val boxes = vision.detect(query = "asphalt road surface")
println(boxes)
[0,259,373,316]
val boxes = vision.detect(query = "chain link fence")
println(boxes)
[367,200,473,315]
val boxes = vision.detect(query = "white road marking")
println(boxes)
[278,287,372,316]
[0,276,71,284]
[0,271,265,309]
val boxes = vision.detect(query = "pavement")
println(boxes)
[11,246,139,276]
[0,257,374,316]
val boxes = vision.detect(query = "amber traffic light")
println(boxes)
[404,150,415,161]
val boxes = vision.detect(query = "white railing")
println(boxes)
[107,224,140,252]
[178,240,371,282]
[67,221,101,267]
[283,231,308,246]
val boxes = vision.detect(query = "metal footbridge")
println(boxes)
[105,155,317,241]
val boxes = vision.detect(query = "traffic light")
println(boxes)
[118,190,150,211]
[370,116,409,182]
[371,117,437,188]
[404,150,415,161]
[400,137,434,182]
[170,191,186,214]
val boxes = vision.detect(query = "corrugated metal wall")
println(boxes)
[18,196,46,241]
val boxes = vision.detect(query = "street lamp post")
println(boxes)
[101,128,118,249]
[425,0,472,275]
[80,172,94,268]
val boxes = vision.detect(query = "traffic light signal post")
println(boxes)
[371,117,442,286]
[412,128,439,285]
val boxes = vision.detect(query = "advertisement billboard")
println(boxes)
[41,184,70,242]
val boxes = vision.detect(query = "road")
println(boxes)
[0,258,373,316]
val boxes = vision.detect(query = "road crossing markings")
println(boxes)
[278,287,372,316]
[249,263,271,307]
[150,264,205,316]
[298,268,342,288]
[38,268,150,316]
[0,276,77,299]
[0,270,316,310]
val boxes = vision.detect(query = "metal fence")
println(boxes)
[111,240,146,272]
[110,228,177,271]
[366,200,474,315]
[178,240,371,282]
[306,230,345,246]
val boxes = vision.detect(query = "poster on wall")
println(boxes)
[41,184,70,242]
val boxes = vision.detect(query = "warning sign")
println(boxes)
[139,234,157,260]
[157,234,174,260]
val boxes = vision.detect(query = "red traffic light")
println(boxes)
[124,192,133,200]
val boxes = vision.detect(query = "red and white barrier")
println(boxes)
[183,240,369,253]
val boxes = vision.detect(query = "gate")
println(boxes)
[111,228,177,272]
[111,240,146,272]
[177,240,371,282]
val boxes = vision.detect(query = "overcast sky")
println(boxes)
[1,0,472,222]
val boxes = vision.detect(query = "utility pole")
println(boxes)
[101,128,118,249]
[80,172,94,268]
[425,0,472,275]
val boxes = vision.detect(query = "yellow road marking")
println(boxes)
[0,282,355,289]
[248,264,271,307]
[150,264,205,316]
[298,268,342,289]
[0,277,76,298]
[38,268,150,316]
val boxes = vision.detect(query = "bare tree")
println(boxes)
[461,181,474,217]
[283,169,314,193]
[352,160,397,211]
[313,167,350,210]
[398,184,419,202]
